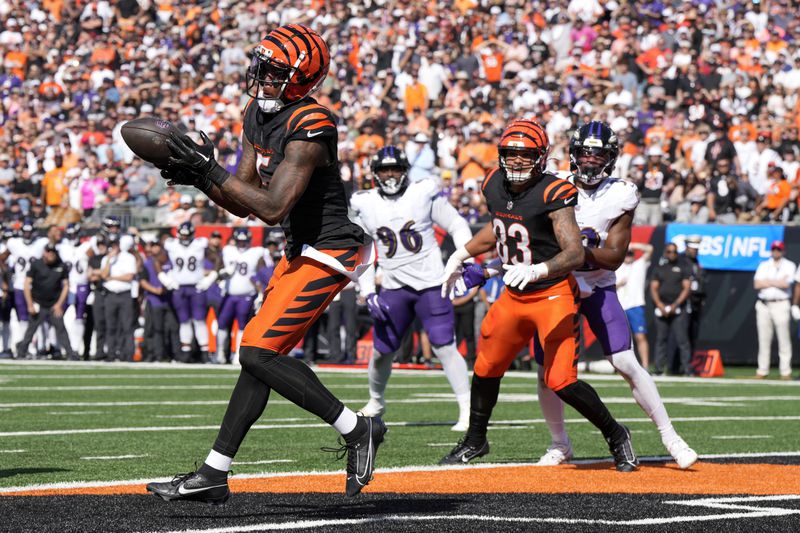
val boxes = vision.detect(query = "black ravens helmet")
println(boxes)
[233,227,251,249]
[370,145,409,196]
[177,222,194,245]
[569,121,619,186]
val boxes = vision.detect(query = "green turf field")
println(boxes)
[1,361,799,489]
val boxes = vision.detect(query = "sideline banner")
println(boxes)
[665,224,785,271]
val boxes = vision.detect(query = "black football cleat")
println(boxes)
[607,425,639,472]
[146,469,230,504]
[325,415,387,497]
[439,437,490,465]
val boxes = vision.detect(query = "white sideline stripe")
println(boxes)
[81,454,149,461]
[154,496,800,532]
[4,454,800,494]
[711,435,773,440]
[0,449,25,453]
[2,359,799,386]
[154,415,205,419]
[233,460,295,465]
[4,415,800,438]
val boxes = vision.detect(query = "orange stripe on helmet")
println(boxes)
[499,119,549,151]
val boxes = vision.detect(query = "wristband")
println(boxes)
[207,164,231,188]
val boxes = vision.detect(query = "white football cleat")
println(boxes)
[666,437,698,469]
[359,398,386,417]
[535,439,573,466]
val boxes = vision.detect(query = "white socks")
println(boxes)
[217,329,230,362]
[536,365,570,446]
[432,342,471,415]
[607,349,678,445]
[332,407,359,435]
[179,322,193,348]
[368,350,394,402]
[193,319,209,351]
[205,449,233,472]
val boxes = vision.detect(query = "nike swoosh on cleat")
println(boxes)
[177,483,227,495]
[307,131,324,138]
[548,295,560,300]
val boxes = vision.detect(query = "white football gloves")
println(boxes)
[441,246,473,299]
[501,263,549,290]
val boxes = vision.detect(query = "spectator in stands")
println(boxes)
[756,166,792,222]
[650,243,693,376]
[754,240,794,380]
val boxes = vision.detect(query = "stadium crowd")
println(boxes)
[0,0,799,368]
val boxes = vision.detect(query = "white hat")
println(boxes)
[646,145,663,157]
[632,155,646,166]
[180,194,192,204]
[140,103,154,114]
[413,132,429,143]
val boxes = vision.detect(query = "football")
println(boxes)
[120,117,180,167]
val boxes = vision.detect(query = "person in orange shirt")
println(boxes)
[404,74,429,117]
[479,44,504,85]
[41,154,67,208]
[353,122,384,166]
[458,128,494,183]
[644,111,670,147]
[757,166,791,222]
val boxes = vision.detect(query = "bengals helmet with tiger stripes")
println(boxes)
[498,119,550,183]
[246,24,330,113]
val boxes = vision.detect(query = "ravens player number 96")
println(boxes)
[147,24,386,503]
[350,146,473,431]
[438,119,638,472]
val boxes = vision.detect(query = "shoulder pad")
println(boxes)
[412,178,440,198]
[286,103,336,138]
[542,176,578,205]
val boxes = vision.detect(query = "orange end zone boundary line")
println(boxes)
[5,463,800,497]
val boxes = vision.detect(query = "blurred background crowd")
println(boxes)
[0,0,799,229]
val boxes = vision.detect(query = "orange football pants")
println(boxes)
[474,276,580,391]
[241,248,360,353]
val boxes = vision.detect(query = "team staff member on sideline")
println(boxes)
[146,24,385,503]
[755,240,794,379]
[16,244,76,360]
[650,243,693,375]
[88,236,109,360]
[439,119,638,472]
[100,233,137,362]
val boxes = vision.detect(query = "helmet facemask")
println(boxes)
[246,47,307,114]
[571,145,614,186]
[499,147,547,183]
[374,167,408,196]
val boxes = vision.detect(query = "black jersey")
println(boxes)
[242,97,365,259]
[481,167,578,293]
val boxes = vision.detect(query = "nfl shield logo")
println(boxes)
[507,200,513,210]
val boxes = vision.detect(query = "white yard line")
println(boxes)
[0,449,25,453]
[3,415,800,438]
[232,460,295,465]
[80,454,149,461]
[2,359,799,386]
[711,435,773,440]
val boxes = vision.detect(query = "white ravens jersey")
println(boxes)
[164,237,208,285]
[60,240,92,288]
[571,176,640,290]
[222,245,264,296]
[350,178,472,291]
[7,237,49,291]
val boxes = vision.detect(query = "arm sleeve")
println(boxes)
[431,196,473,249]
[357,263,377,296]
[543,179,579,213]
[754,263,766,281]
